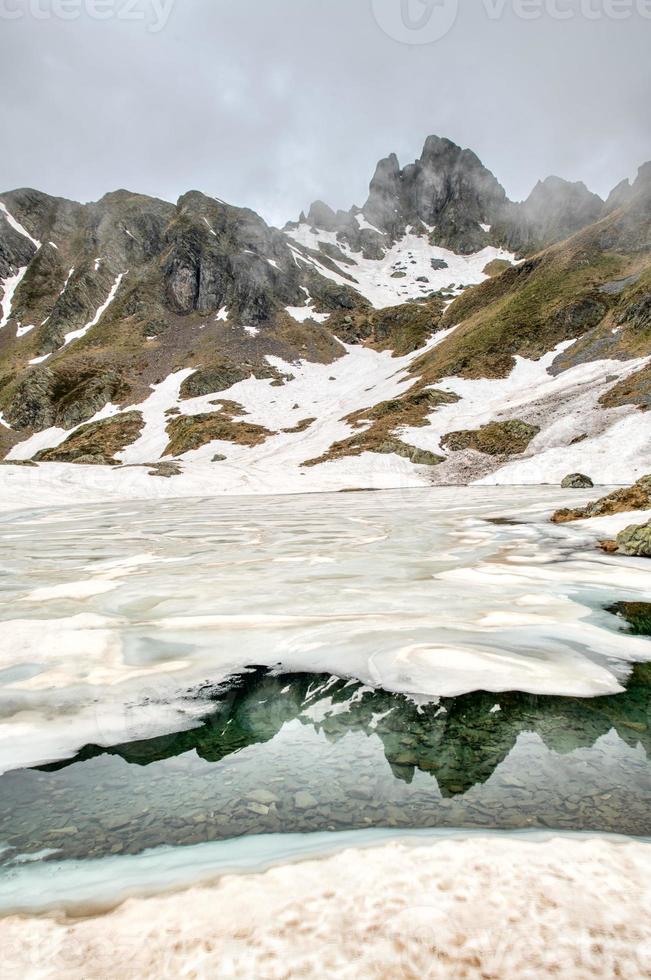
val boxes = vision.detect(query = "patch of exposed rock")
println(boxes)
[34,411,144,464]
[164,412,274,457]
[615,521,651,557]
[552,475,651,523]
[441,420,540,457]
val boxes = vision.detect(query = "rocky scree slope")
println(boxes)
[0,136,649,488]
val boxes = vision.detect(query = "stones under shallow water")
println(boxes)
[4,662,651,866]
[294,791,319,810]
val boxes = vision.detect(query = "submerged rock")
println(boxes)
[561,473,594,489]
[294,791,318,810]
[608,602,651,635]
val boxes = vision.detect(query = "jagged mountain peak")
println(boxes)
[295,134,613,258]
[418,134,488,174]
[602,162,651,218]
[359,135,507,253]
[498,174,604,253]
[633,161,651,195]
[292,135,509,258]
[604,176,633,214]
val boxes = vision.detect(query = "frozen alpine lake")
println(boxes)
[1,486,650,774]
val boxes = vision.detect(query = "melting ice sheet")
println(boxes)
[0,486,650,773]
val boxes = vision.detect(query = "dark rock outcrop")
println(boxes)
[441,420,540,456]
[362,137,507,254]
[34,411,144,464]
[293,136,609,259]
[561,473,594,489]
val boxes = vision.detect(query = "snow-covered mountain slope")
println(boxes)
[285,222,516,309]
[0,136,649,494]
[5,327,650,493]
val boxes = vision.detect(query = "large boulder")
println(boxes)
[616,521,651,558]
[561,473,594,489]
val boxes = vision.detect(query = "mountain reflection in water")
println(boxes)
[2,661,651,864]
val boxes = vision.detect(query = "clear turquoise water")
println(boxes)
[2,659,651,865]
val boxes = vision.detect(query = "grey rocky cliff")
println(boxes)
[363,136,507,253]
[0,213,36,282]
[603,178,634,216]
[295,137,508,256]
[164,192,305,321]
[294,135,613,259]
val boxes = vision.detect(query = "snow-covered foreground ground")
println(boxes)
[0,487,650,774]
[2,830,651,979]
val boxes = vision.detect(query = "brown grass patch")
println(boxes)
[282,418,316,434]
[164,409,274,456]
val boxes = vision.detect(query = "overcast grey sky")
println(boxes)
[1,0,649,225]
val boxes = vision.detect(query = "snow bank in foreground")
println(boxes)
[2,833,651,978]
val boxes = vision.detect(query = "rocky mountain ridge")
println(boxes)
[291,135,611,259]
